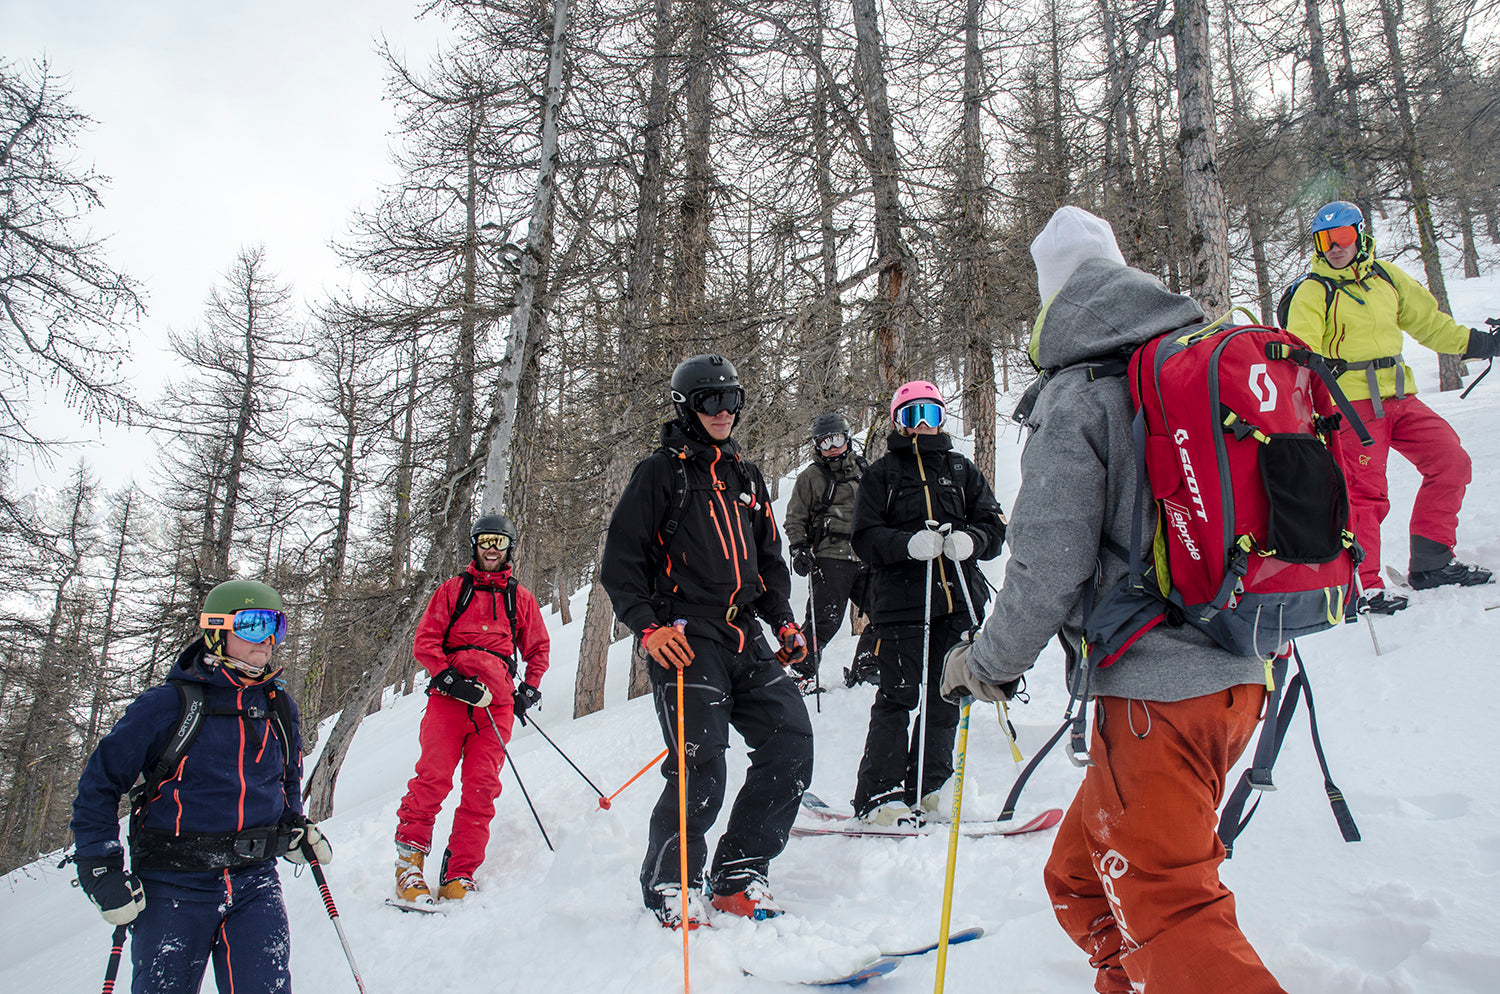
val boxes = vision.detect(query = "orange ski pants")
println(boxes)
[1043,686,1286,994]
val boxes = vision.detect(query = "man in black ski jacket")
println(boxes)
[849,380,1007,826]
[600,353,814,930]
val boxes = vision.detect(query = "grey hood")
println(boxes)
[1035,259,1207,370]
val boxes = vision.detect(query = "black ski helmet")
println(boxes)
[669,354,742,440]
[470,513,518,565]
[810,413,849,439]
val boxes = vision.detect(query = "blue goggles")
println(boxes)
[895,401,944,429]
[200,608,288,645]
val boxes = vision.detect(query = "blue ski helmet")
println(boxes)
[1311,200,1363,235]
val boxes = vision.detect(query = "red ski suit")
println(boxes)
[395,562,549,880]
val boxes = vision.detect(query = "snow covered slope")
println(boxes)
[4,271,1498,992]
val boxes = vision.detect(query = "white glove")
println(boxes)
[285,819,334,865]
[907,530,945,561]
[943,530,975,561]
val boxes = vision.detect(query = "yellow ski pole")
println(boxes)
[934,697,973,994]
[997,701,1023,765]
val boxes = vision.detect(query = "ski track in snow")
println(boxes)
[4,268,1498,992]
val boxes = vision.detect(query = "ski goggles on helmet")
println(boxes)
[1313,224,1359,253]
[816,432,849,451]
[688,387,744,416]
[475,533,511,551]
[895,401,944,430]
[200,608,288,645]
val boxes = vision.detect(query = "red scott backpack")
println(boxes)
[1001,320,1371,853]
[1083,321,1372,664]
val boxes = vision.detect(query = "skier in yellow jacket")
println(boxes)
[1284,200,1498,613]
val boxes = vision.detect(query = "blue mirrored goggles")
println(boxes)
[895,401,944,429]
[200,608,288,645]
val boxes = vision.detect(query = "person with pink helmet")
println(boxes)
[846,379,1007,826]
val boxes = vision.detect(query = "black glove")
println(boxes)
[1465,328,1500,360]
[790,546,816,577]
[429,667,493,708]
[75,853,145,926]
[513,682,542,725]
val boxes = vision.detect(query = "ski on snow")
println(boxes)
[793,791,1063,839]
[385,897,446,915]
[744,925,986,986]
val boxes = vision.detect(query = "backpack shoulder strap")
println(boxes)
[657,447,693,564]
[440,573,477,654]
[1277,272,1338,328]
[265,681,297,787]
[130,679,205,821]
[1370,260,1396,289]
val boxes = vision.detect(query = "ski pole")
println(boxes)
[915,520,943,807]
[484,708,554,851]
[998,702,1024,765]
[600,748,669,809]
[807,562,822,714]
[676,663,692,991]
[1350,573,1382,656]
[521,714,608,801]
[301,843,368,994]
[934,697,973,994]
[100,924,127,994]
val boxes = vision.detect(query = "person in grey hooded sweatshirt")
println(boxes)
[942,206,1287,994]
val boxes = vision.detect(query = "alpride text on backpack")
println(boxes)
[1001,316,1370,853]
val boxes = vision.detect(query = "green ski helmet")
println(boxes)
[200,579,286,671]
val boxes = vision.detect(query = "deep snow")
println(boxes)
[4,266,1499,993]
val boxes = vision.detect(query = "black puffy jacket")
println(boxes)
[852,431,1007,626]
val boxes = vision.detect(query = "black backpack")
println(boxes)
[808,453,869,549]
[1275,261,1395,329]
[128,677,297,833]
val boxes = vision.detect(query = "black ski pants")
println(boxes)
[795,557,875,681]
[851,614,968,816]
[641,635,814,903]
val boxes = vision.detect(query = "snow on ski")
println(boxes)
[795,791,1063,838]
[880,925,985,957]
[385,897,446,915]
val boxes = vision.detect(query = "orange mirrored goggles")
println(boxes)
[475,533,511,551]
[1314,225,1359,253]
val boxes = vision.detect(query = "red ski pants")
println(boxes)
[395,692,513,880]
[1043,687,1285,994]
[1337,396,1470,588]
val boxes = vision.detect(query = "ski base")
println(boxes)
[746,956,900,987]
[881,925,985,957]
[385,897,445,915]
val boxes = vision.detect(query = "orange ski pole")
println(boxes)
[599,748,670,810]
[677,664,691,993]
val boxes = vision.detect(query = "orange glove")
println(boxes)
[775,623,808,667]
[643,624,694,669]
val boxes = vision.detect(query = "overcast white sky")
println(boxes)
[5,0,451,489]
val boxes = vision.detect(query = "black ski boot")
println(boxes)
[1357,590,1409,615]
[1408,559,1494,590]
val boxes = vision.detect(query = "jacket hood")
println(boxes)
[466,561,514,587]
[169,637,283,688]
[661,419,742,459]
[883,429,954,457]
[1033,259,1206,370]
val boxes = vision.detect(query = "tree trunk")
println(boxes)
[482,0,572,510]
[852,0,913,393]
[1173,0,1231,318]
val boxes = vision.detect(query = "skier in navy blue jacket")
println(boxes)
[70,579,332,994]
